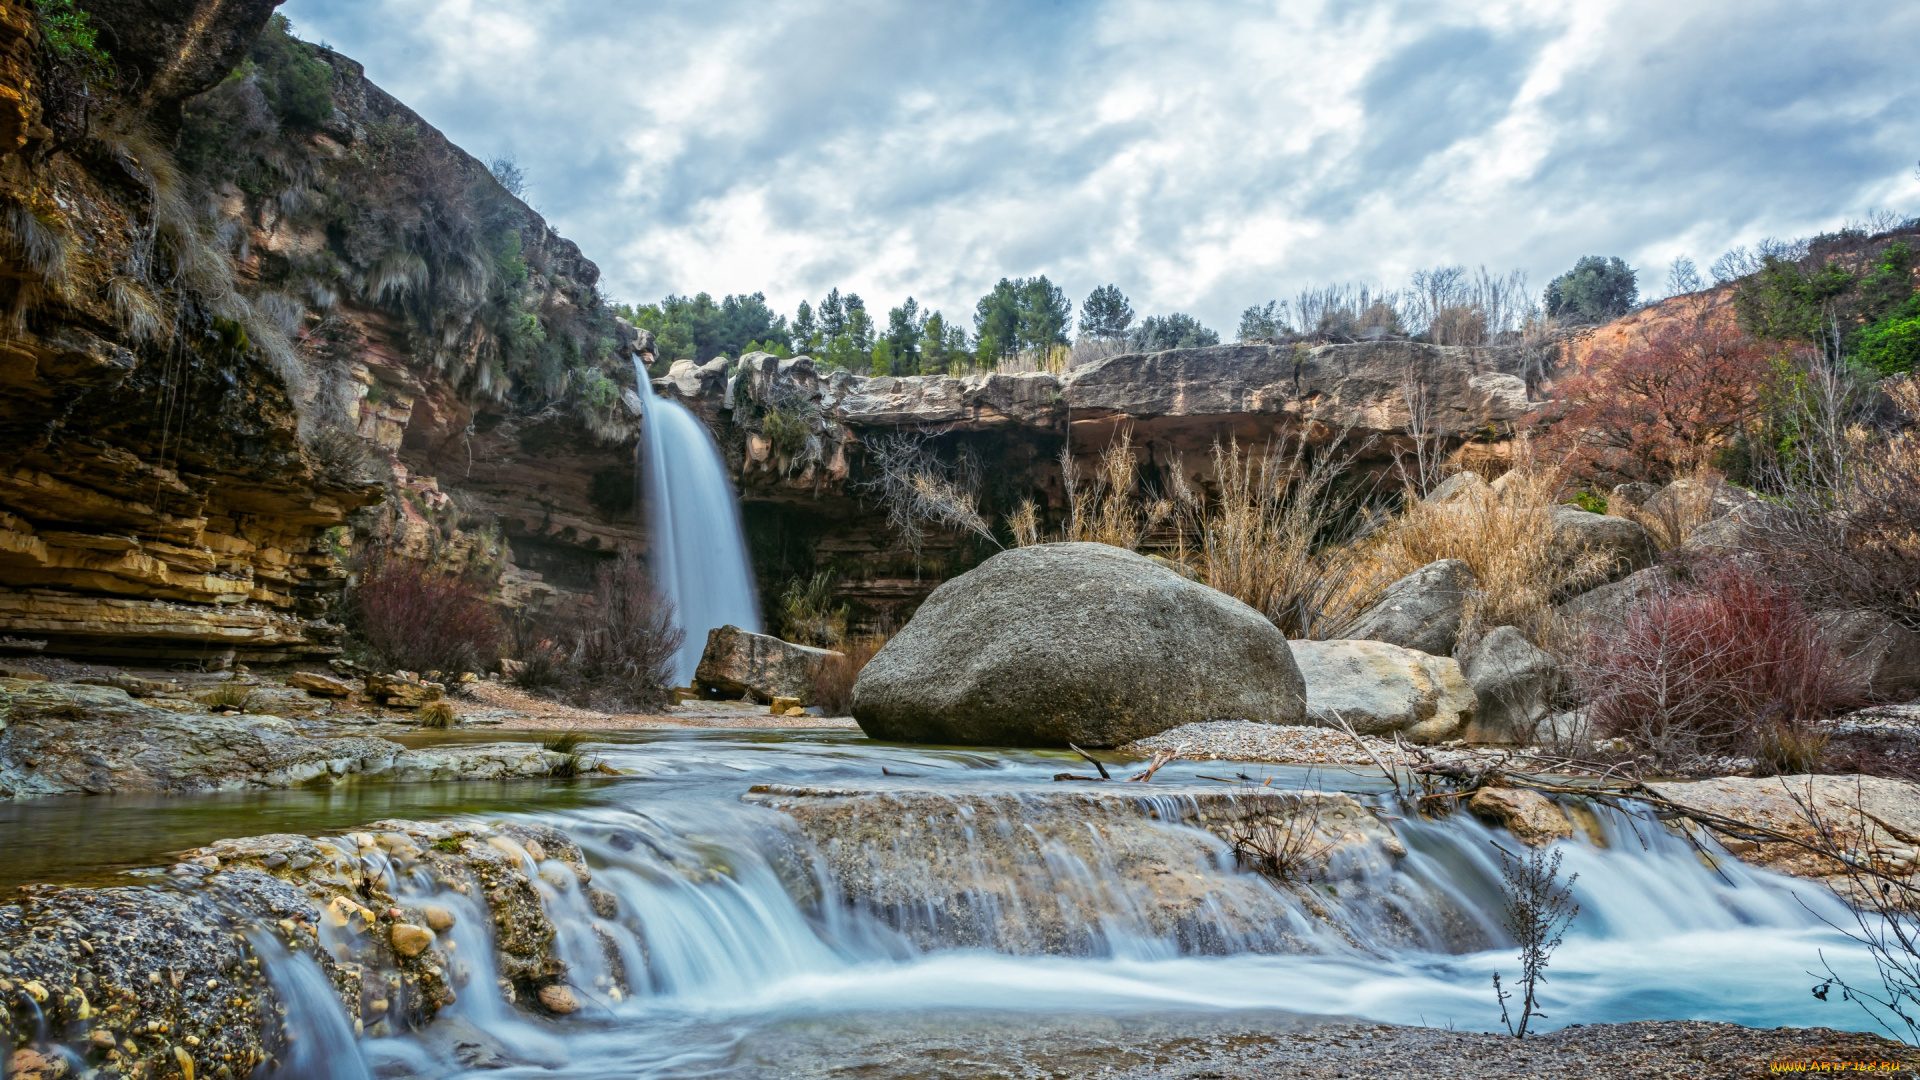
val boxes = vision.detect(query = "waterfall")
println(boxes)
[634,358,763,685]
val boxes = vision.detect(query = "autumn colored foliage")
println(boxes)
[1549,318,1783,483]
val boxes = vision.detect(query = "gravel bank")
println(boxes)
[735,1015,1915,1079]
[1123,720,1414,766]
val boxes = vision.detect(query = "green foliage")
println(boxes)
[250,16,335,128]
[1130,312,1219,351]
[626,291,788,364]
[490,229,528,288]
[1544,255,1637,324]
[1237,300,1290,342]
[1735,256,1856,342]
[34,0,110,77]
[974,276,1070,358]
[1079,284,1134,340]
[1856,301,1920,376]
[778,572,848,648]
[883,297,924,374]
[1569,490,1608,515]
[579,368,619,408]
[760,403,810,459]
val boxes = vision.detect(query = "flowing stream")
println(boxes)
[633,360,762,685]
[12,732,1889,1078]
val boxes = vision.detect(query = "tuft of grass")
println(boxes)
[417,700,456,729]
[198,682,255,712]
[543,730,596,778]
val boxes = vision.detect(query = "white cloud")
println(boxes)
[284,0,1920,329]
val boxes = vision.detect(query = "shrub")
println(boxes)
[418,701,456,729]
[811,634,887,716]
[1547,319,1780,483]
[349,558,503,675]
[1746,375,1920,631]
[1578,562,1851,772]
[568,554,684,709]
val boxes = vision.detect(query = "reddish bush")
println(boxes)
[811,634,888,716]
[1582,561,1852,773]
[350,558,503,674]
[1549,319,1780,483]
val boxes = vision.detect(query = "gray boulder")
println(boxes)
[851,543,1305,747]
[1814,611,1920,700]
[695,625,842,703]
[1557,565,1675,629]
[1459,626,1560,744]
[1429,471,1491,504]
[1608,482,1660,513]
[1288,638,1475,744]
[1346,559,1474,656]
[1549,504,1655,589]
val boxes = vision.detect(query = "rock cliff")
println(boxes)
[662,340,1534,625]
[0,1,643,663]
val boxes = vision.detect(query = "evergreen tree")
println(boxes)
[844,294,873,352]
[820,289,848,340]
[1237,300,1289,341]
[1130,313,1219,351]
[885,298,925,375]
[1019,276,1072,354]
[791,300,818,352]
[1544,256,1638,324]
[1079,284,1135,340]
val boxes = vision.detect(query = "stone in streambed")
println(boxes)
[1288,638,1474,744]
[851,543,1305,748]
[696,626,840,703]
[537,984,580,1014]
[1469,786,1573,846]
[288,671,355,697]
[390,923,434,957]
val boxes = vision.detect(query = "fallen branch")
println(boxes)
[1069,742,1112,780]
[1327,710,1402,798]
[1128,749,1176,782]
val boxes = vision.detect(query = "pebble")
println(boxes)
[536,984,579,1014]
[389,924,433,958]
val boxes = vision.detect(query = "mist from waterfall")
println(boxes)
[634,359,763,685]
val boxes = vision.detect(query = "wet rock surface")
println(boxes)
[742,783,1431,955]
[852,544,1306,747]
[0,682,566,797]
[0,816,616,1080]
[1647,774,1920,890]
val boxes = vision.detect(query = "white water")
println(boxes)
[220,737,1896,1078]
[633,360,762,685]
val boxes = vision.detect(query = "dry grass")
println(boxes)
[197,682,255,712]
[1358,453,1606,649]
[418,700,457,729]
[1611,471,1728,552]
[1192,437,1381,639]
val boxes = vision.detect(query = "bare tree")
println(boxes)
[859,434,1000,562]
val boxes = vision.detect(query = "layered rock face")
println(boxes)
[0,2,641,663]
[665,343,1536,626]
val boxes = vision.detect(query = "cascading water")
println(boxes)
[633,359,763,685]
[146,736,1891,1080]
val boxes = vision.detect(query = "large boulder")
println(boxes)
[851,543,1305,747]
[1814,610,1920,700]
[1548,504,1655,588]
[1458,626,1560,744]
[1346,559,1474,656]
[695,625,842,704]
[1288,639,1475,743]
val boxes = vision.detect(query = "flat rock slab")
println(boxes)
[1646,774,1920,886]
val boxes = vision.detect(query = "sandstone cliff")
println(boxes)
[0,1,643,663]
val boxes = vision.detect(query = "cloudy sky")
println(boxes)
[282,0,1920,334]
